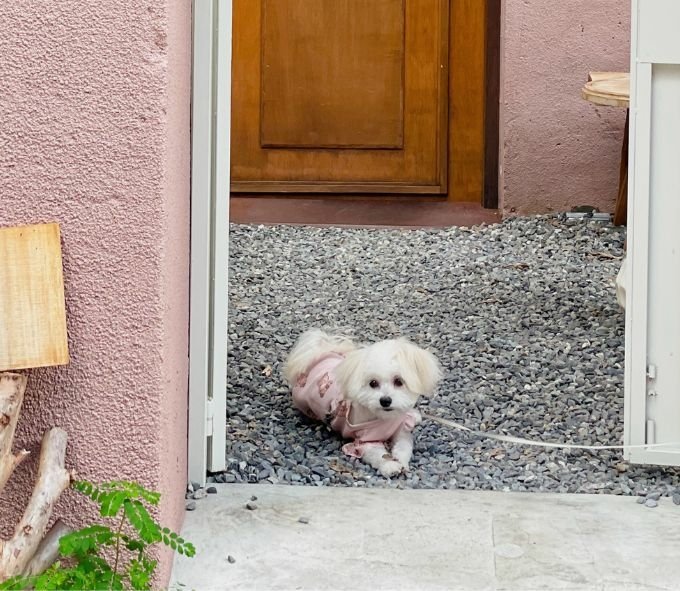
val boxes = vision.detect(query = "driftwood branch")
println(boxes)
[0,427,71,579]
[0,373,30,494]
[0,373,72,582]
[22,520,72,577]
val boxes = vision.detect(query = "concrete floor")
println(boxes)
[170,484,680,591]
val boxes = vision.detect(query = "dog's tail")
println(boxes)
[283,329,356,387]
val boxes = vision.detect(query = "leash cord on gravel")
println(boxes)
[424,413,680,451]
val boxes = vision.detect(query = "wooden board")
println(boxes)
[0,223,69,371]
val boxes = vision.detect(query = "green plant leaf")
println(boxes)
[73,480,100,503]
[30,558,117,591]
[59,525,115,556]
[123,499,162,544]
[128,557,156,591]
[20,478,195,590]
[99,490,128,517]
[0,575,34,590]
[100,481,161,506]
[122,534,146,553]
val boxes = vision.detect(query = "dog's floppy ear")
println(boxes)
[396,340,442,397]
[333,349,366,398]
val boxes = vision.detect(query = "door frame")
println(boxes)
[188,0,231,485]
[483,0,501,209]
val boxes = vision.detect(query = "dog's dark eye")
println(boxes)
[393,377,404,388]
[369,379,380,389]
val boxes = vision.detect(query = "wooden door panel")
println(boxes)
[231,0,448,193]
[261,0,404,149]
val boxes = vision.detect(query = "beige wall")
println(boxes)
[0,0,192,584]
[501,0,631,215]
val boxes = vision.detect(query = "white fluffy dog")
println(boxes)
[283,329,442,477]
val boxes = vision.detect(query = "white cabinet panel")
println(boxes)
[638,0,680,64]
[626,2,680,465]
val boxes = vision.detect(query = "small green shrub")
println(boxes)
[0,480,195,591]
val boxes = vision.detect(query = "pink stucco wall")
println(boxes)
[501,0,631,215]
[0,0,191,585]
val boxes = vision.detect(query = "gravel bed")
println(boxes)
[220,215,680,497]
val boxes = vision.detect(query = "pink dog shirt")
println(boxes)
[291,353,419,458]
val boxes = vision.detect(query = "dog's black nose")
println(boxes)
[379,396,392,408]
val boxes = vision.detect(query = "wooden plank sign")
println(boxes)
[0,223,69,371]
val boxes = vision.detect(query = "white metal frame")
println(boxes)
[625,0,680,466]
[188,0,231,484]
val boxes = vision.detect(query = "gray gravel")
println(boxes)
[222,215,680,498]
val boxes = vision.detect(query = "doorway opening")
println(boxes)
[189,0,680,492]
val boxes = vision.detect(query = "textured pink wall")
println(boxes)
[501,0,631,215]
[0,0,191,585]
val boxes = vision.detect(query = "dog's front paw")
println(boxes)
[379,460,404,478]
[391,449,413,471]
[396,461,411,474]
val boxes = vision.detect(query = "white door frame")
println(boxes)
[188,0,231,485]
[625,0,680,466]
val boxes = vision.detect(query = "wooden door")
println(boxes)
[231,0,448,194]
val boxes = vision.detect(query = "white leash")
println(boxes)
[423,413,680,451]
